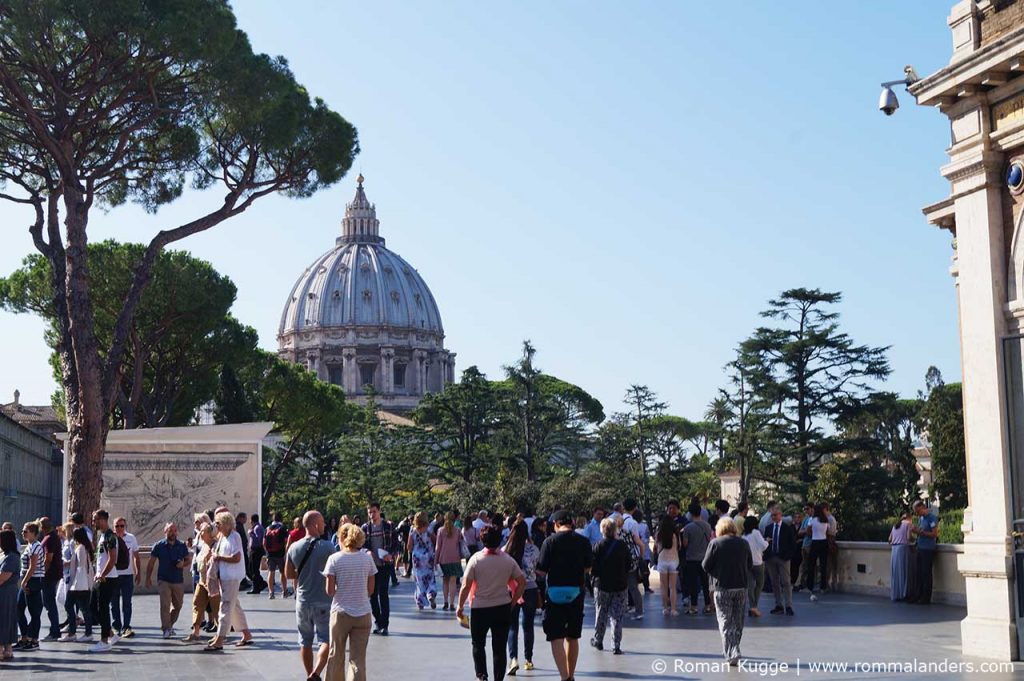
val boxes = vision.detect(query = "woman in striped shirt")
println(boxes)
[323,523,376,681]
[15,522,44,651]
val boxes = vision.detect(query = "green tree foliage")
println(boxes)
[0,0,358,513]
[412,366,500,483]
[807,462,853,536]
[539,463,621,517]
[334,396,430,513]
[717,358,773,503]
[836,391,921,516]
[498,341,604,480]
[917,368,967,507]
[0,241,260,428]
[258,360,357,511]
[738,288,891,497]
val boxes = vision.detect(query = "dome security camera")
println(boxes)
[879,86,899,116]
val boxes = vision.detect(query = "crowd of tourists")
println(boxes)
[0,495,942,679]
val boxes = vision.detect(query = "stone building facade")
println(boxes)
[0,410,61,527]
[911,0,1024,659]
[277,176,455,413]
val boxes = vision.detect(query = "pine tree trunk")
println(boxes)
[65,404,108,516]
[62,194,110,517]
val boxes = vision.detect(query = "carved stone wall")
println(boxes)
[60,423,271,547]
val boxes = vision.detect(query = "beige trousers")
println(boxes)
[191,583,221,629]
[157,581,185,631]
[217,578,248,639]
[325,611,372,681]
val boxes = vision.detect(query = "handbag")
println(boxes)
[56,575,67,607]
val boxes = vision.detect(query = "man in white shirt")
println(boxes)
[758,501,793,534]
[110,517,140,638]
[472,511,489,533]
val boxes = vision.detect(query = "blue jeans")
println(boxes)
[110,574,134,630]
[17,577,43,640]
[66,591,93,636]
[508,587,538,661]
[41,579,60,638]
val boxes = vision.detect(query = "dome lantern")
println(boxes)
[340,174,382,245]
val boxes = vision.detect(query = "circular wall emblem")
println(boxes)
[1008,160,1024,194]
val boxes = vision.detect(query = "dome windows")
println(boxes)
[360,364,376,389]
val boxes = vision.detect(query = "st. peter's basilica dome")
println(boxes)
[277,176,455,411]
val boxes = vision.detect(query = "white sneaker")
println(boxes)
[89,641,112,653]
[161,629,171,639]
[76,634,94,643]
[108,634,121,646]
[57,634,76,642]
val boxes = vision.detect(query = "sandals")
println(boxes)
[235,639,254,648]
[182,633,201,643]
[203,644,224,652]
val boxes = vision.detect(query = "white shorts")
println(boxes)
[657,560,679,574]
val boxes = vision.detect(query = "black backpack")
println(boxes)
[115,535,130,571]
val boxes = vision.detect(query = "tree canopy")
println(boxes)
[0,240,260,428]
[0,0,359,513]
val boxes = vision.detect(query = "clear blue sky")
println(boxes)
[0,1,960,418]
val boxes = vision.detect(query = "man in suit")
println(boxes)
[764,508,797,615]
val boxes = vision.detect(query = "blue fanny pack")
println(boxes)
[547,586,580,604]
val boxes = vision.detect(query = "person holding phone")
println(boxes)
[146,523,190,639]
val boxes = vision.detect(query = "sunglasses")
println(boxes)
[115,524,126,528]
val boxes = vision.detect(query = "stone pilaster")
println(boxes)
[943,157,1019,660]
[412,350,427,396]
[381,347,395,395]
[342,347,358,395]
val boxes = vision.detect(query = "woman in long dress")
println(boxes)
[888,513,912,601]
[407,512,437,610]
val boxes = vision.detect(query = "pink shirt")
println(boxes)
[465,550,523,609]
[435,528,462,565]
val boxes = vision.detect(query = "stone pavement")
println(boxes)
[0,577,1019,681]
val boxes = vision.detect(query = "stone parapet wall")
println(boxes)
[833,541,966,606]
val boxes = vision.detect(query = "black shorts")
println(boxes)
[542,594,584,641]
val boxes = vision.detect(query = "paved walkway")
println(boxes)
[0,578,1018,680]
